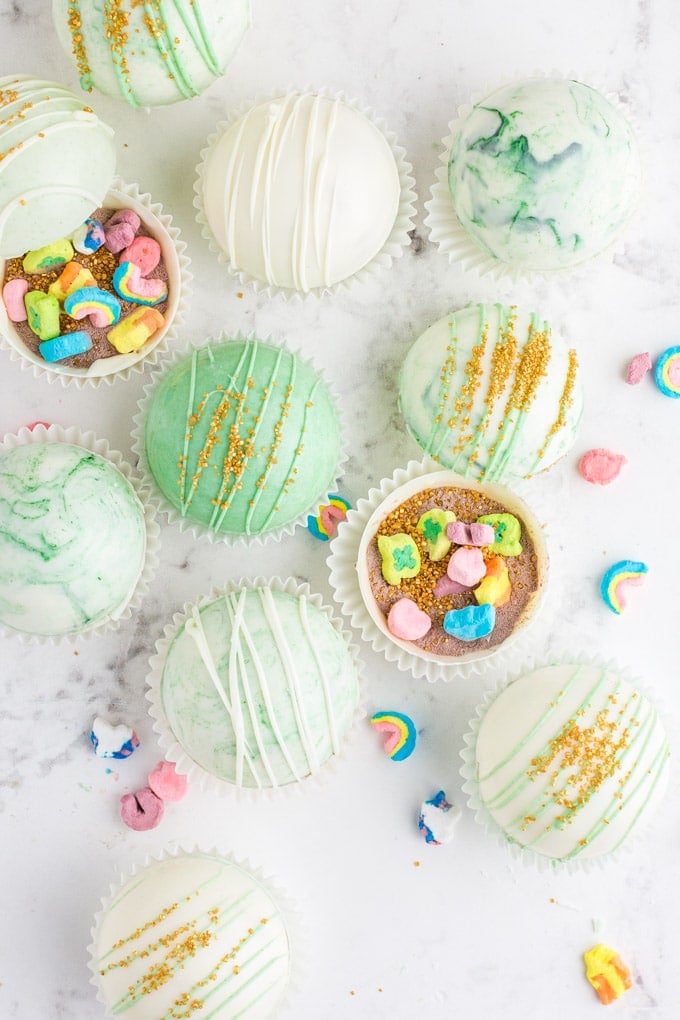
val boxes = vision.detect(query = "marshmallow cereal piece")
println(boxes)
[48,261,98,302]
[113,261,168,306]
[2,278,28,321]
[71,217,106,254]
[583,944,633,1005]
[477,513,522,556]
[121,235,161,275]
[433,573,470,597]
[104,209,141,253]
[120,787,165,831]
[108,208,141,232]
[654,346,680,398]
[579,448,627,485]
[417,508,457,561]
[307,493,352,540]
[447,545,485,586]
[24,291,60,340]
[39,330,92,362]
[418,790,460,845]
[387,597,432,640]
[443,602,495,640]
[64,286,121,327]
[104,220,135,254]
[23,239,74,274]
[147,760,189,802]
[600,560,648,614]
[378,533,421,585]
[107,306,165,354]
[90,716,140,759]
[370,711,417,761]
[625,352,652,385]
[447,520,495,546]
[474,556,511,607]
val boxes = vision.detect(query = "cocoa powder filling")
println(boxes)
[365,485,540,657]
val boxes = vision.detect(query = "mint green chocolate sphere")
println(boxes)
[143,338,342,538]
[0,441,146,636]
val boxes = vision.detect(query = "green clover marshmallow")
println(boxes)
[416,508,457,561]
[476,513,522,557]
[378,533,421,585]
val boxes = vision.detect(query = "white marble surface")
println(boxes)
[1,1,679,1017]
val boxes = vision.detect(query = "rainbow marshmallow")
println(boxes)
[307,493,352,540]
[370,710,417,761]
[113,260,167,306]
[654,346,680,398]
[64,286,121,327]
[600,559,648,614]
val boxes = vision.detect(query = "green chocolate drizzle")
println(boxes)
[64,0,221,107]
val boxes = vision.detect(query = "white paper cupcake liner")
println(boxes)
[131,332,348,546]
[193,86,417,300]
[424,73,642,285]
[0,176,191,386]
[0,423,160,643]
[146,576,366,796]
[89,844,304,1020]
[459,652,671,874]
[327,459,549,683]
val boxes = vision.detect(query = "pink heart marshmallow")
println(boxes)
[387,597,432,640]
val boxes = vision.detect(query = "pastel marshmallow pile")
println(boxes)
[1,207,167,363]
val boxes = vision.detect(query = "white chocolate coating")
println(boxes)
[399,303,583,483]
[0,76,116,256]
[200,93,401,292]
[52,0,251,108]
[94,853,290,1020]
[160,587,360,788]
[475,664,670,861]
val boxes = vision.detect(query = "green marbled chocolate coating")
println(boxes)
[160,588,360,788]
[448,78,641,270]
[0,442,146,636]
[144,339,342,537]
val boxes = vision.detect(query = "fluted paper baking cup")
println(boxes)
[0,177,191,385]
[327,459,548,683]
[194,87,417,300]
[146,577,366,795]
[89,845,302,1020]
[131,333,347,546]
[425,74,642,285]
[460,654,671,873]
[0,423,160,643]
